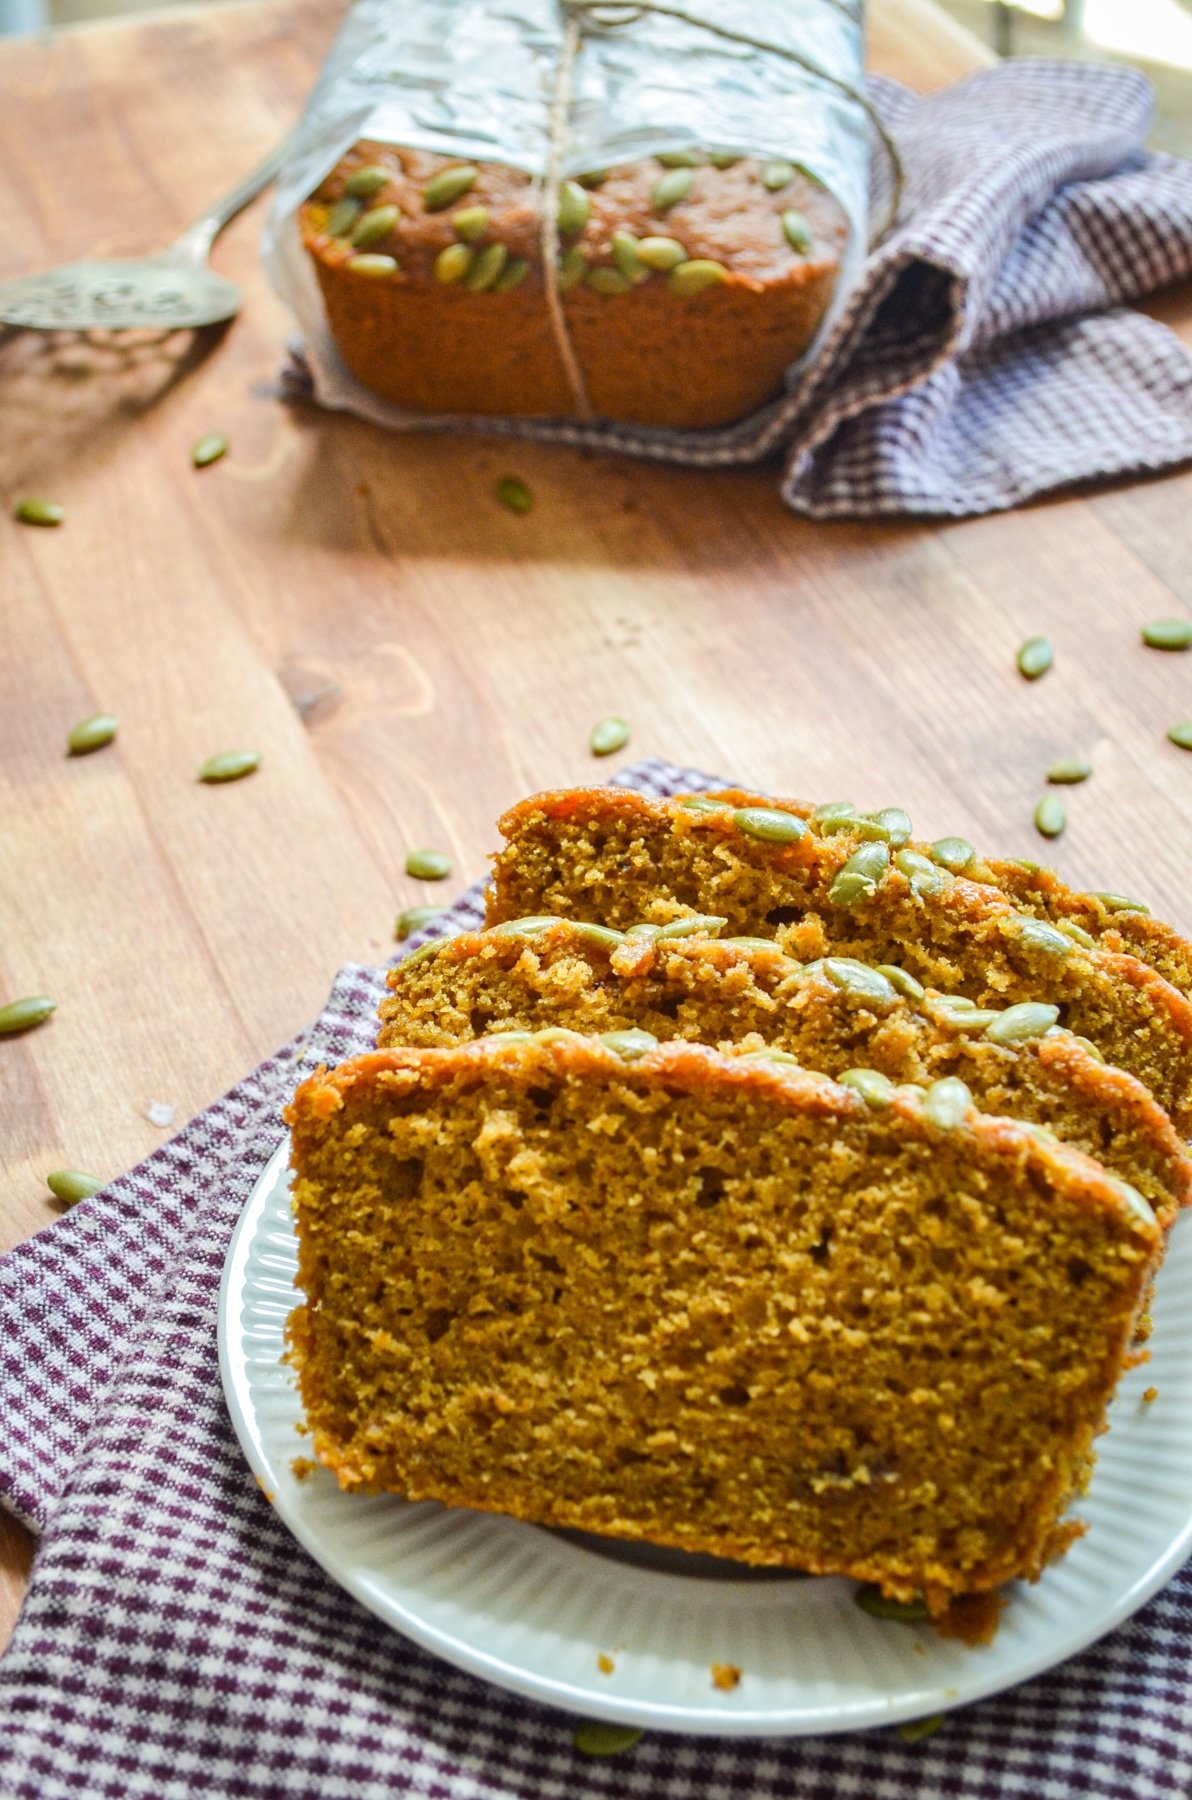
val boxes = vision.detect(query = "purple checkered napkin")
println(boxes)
[2,756,1192,1798]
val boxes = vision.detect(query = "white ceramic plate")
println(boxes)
[219,1140,1192,1736]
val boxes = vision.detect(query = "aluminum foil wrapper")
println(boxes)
[262,0,869,447]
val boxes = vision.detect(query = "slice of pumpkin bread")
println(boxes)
[378,920,1192,1223]
[286,1034,1159,1619]
[487,788,1192,1129]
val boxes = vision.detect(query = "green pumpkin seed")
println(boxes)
[1056,918,1096,948]
[405,847,452,880]
[395,905,445,941]
[874,964,926,1002]
[572,922,626,951]
[656,149,704,167]
[1016,917,1073,957]
[1167,721,1192,750]
[423,165,479,211]
[922,1076,972,1129]
[611,231,648,283]
[654,914,727,940]
[624,922,662,942]
[675,795,723,814]
[346,254,398,277]
[587,266,633,295]
[894,848,945,895]
[828,841,888,908]
[495,475,533,515]
[985,1001,1060,1045]
[464,241,508,292]
[708,151,739,168]
[191,433,229,469]
[636,235,687,271]
[781,209,813,252]
[1009,859,1043,873]
[1069,1032,1105,1063]
[762,160,795,190]
[556,180,591,237]
[14,496,65,526]
[558,246,589,290]
[344,165,390,199]
[434,243,472,284]
[0,995,56,1036]
[873,807,913,845]
[812,801,855,823]
[733,806,806,845]
[822,959,897,1004]
[669,259,728,296]
[67,712,118,756]
[928,837,975,874]
[452,205,489,243]
[1034,794,1066,840]
[1017,636,1054,680]
[46,1169,103,1205]
[590,716,630,757]
[573,1721,645,1757]
[326,198,362,238]
[491,915,562,938]
[854,1585,930,1624]
[930,994,978,1014]
[723,936,785,954]
[1109,1179,1156,1230]
[651,167,695,211]
[493,257,529,293]
[1088,890,1150,914]
[198,750,259,784]
[599,1028,658,1060]
[350,204,399,249]
[741,1046,802,1065]
[1046,760,1091,784]
[576,169,608,188]
[898,1715,944,1744]
[940,1008,1001,1033]
[837,1067,895,1108]
[1142,618,1192,650]
[402,937,446,969]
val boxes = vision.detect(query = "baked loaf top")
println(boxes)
[286,1033,1158,1616]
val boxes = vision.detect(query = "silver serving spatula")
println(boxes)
[0,136,289,332]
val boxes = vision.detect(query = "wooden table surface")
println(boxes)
[2,0,1191,1651]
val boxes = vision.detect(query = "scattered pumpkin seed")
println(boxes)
[495,475,533,515]
[588,266,633,295]
[590,716,631,757]
[828,841,888,907]
[326,198,362,238]
[656,149,704,167]
[576,169,607,188]
[405,848,452,880]
[838,1067,895,1108]
[875,964,926,1002]
[350,204,399,249]
[930,994,978,1013]
[708,151,739,168]
[822,959,896,1003]
[894,847,945,895]
[733,806,806,845]
[402,937,446,969]
[434,243,472,284]
[0,995,56,1036]
[812,801,856,823]
[669,258,728,296]
[46,1169,102,1205]
[14,497,65,526]
[572,922,627,951]
[723,936,784,953]
[675,795,723,813]
[1034,794,1066,839]
[654,914,727,940]
[1016,917,1073,957]
[1088,890,1150,914]
[874,806,912,843]
[985,1001,1060,1045]
[556,180,591,237]
[423,164,479,211]
[465,241,508,292]
[346,254,398,277]
[493,257,529,292]
[762,159,796,190]
[491,915,562,938]
[625,922,663,941]
[395,905,445,941]
[1046,759,1091,784]
[198,750,259,784]
[922,1076,972,1129]
[898,1714,944,1744]
[651,167,695,211]
[1167,721,1192,750]
[1141,618,1192,650]
[599,1028,658,1059]
[344,165,390,199]
[1070,1032,1105,1062]
[611,230,648,283]
[573,1721,645,1757]
[940,1007,1001,1033]
[854,1585,930,1624]
[928,836,974,873]
[636,235,687,270]
[1017,636,1054,680]
[452,205,489,243]
[742,1046,802,1065]
[191,433,228,469]
[558,246,589,290]
[67,712,118,756]
[1056,917,1096,948]
[1110,1179,1156,1229]
[781,209,813,252]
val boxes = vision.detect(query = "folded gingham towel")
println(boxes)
[285,60,1192,519]
[3,757,1192,1800]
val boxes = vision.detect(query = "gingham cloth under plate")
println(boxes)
[2,757,1192,1800]
[287,59,1192,519]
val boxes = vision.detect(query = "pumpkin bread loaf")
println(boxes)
[487,788,1192,1128]
[286,1034,1159,1619]
[378,920,1192,1224]
[300,143,847,429]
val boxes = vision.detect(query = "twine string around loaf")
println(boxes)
[537,0,905,421]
